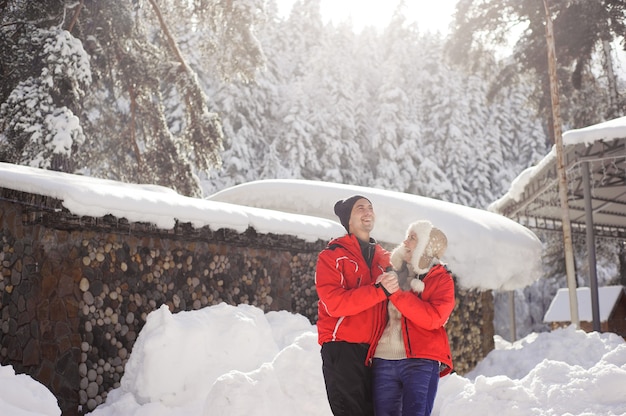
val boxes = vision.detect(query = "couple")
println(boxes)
[316,195,455,416]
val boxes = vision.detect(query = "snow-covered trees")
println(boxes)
[76,0,267,197]
[1,0,266,196]
[447,0,626,133]
[0,26,90,171]
[198,4,551,209]
[3,0,616,212]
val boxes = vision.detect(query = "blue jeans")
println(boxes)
[372,358,440,416]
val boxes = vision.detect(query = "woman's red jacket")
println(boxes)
[368,264,455,376]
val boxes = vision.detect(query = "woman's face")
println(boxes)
[403,231,418,262]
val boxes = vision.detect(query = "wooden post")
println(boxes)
[543,0,580,328]
[508,290,516,341]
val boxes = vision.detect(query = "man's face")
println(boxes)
[348,198,375,235]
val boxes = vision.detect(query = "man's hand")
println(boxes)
[376,271,399,295]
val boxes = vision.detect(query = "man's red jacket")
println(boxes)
[315,233,391,346]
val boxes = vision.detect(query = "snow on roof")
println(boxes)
[544,286,625,323]
[0,162,342,244]
[207,179,543,291]
[489,116,626,212]
[0,162,542,291]
[562,116,626,146]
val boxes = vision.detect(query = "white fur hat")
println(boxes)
[390,220,448,292]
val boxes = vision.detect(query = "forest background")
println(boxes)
[1,0,625,339]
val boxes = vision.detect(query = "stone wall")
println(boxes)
[0,188,494,415]
[448,288,495,375]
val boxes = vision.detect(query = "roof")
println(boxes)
[208,179,543,291]
[0,164,543,291]
[544,286,625,322]
[489,117,626,238]
[0,162,344,243]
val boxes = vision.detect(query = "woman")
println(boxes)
[368,220,455,416]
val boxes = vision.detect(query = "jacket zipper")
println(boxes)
[403,316,413,356]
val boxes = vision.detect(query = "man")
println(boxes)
[316,195,399,416]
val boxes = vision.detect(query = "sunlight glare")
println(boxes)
[277,0,457,34]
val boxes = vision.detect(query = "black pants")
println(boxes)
[321,341,374,416]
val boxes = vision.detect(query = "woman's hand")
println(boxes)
[376,271,400,295]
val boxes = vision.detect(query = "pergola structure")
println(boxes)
[489,116,626,333]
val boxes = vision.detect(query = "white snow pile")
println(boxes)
[0,364,61,416]
[2,303,625,416]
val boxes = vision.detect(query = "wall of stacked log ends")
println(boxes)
[0,188,494,415]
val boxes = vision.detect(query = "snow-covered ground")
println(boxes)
[2,302,625,415]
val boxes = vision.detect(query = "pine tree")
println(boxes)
[0,4,91,171]
[370,11,419,191]
[0,0,266,197]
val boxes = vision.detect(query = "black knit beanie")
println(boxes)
[334,195,370,233]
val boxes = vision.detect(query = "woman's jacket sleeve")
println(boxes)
[389,266,455,330]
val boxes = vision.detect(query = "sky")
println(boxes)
[2,303,625,416]
[274,0,626,73]
[276,0,458,34]
[1,118,625,415]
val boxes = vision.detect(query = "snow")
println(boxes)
[0,28,90,169]
[0,365,60,416]
[544,286,625,323]
[0,162,542,291]
[2,303,625,416]
[0,162,339,243]
[563,116,626,146]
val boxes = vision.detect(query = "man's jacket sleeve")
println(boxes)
[316,250,387,317]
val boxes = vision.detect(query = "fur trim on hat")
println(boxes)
[390,220,448,293]
[390,245,406,271]
[407,221,433,275]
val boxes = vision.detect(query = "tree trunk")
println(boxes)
[602,39,619,118]
[67,0,84,33]
[147,0,191,74]
[543,0,579,328]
